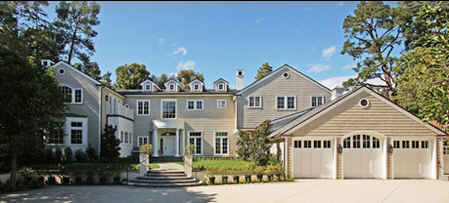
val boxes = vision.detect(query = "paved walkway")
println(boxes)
[2,180,449,203]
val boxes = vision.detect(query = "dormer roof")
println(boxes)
[164,79,184,88]
[140,79,161,90]
[189,79,204,86]
[213,78,229,85]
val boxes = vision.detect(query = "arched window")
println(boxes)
[61,86,72,103]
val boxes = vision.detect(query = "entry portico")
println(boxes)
[152,119,185,157]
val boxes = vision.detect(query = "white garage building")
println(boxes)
[270,86,447,179]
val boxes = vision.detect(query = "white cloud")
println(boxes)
[308,64,330,73]
[319,75,387,89]
[322,46,337,60]
[343,63,356,70]
[256,17,264,24]
[173,46,187,56]
[176,60,196,71]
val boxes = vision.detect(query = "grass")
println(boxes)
[176,159,253,170]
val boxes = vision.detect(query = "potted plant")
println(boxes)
[255,166,265,182]
[206,168,217,185]
[221,169,229,184]
[231,167,240,184]
[48,175,57,185]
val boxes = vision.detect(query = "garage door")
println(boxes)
[293,138,334,178]
[444,139,449,175]
[343,134,384,179]
[393,137,433,179]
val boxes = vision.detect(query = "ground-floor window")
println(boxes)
[215,132,228,155]
[48,134,64,144]
[138,136,148,146]
[189,132,202,155]
[70,121,83,144]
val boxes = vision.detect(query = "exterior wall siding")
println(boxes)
[238,68,330,129]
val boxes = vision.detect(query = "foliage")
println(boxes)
[100,125,120,160]
[44,148,54,163]
[64,147,73,163]
[184,144,195,155]
[86,146,97,161]
[74,149,88,162]
[114,63,151,89]
[237,120,272,166]
[54,1,101,64]
[255,62,273,80]
[54,147,63,164]
[341,1,403,99]
[139,144,152,155]
[176,69,204,89]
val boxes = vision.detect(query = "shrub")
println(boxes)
[101,125,121,161]
[75,149,88,162]
[64,147,73,163]
[45,148,54,163]
[48,176,57,185]
[139,144,152,155]
[86,170,96,184]
[184,144,195,155]
[86,146,97,161]
[55,147,63,164]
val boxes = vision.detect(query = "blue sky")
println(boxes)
[45,1,389,89]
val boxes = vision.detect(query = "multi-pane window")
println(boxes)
[71,130,82,144]
[189,132,202,155]
[363,135,371,148]
[162,100,176,118]
[218,83,224,90]
[217,99,227,109]
[194,84,199,90]
[393,140,400,148]
[60,86,83,104]
[313,140,321,148]
[276,96,296,110]
[323,140,331,148]
[120,131,124,144]
[402,140,410,148]
[138,136,148,146]
[215,132,228,155]
[74,89,82,103]
[412,140,419,148]
[312,96,325,107]
[125,132,129,143]
[352,135,361,148]
[48,134,64,144]
[372,137,380,148]
[421,141,429,149]
[137,100,150,116]
[248,96,262,108]
[61,86,72,103]
[186,100,203,111]
[343,137,351,148]
[294,140,301,148]
[304,140,312,148]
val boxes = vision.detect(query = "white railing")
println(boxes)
[106,105,134,120]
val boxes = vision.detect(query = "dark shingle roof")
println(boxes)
[117,89,237,96]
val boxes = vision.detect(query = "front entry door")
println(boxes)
[162,135,176,156]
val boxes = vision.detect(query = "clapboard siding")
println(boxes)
[292,91,437,137]
[238,67,331,129]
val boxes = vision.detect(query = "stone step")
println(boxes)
[129,178,198,184]
[147,172,185,177]
[137,176,192,180]
[125,181,202,187]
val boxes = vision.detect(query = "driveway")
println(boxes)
[2,180,449,203]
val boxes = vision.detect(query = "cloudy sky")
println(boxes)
[45,1,393,89]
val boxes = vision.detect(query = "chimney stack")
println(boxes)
[331,85,345,100]
[236,69,244,90]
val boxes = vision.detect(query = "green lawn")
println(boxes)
[176,159,253,170]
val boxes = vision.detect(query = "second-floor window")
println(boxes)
[312,96,325,107]
[138,136,148,146]
[217,99,227,109]
[162,100,176,119]
[186,100,204,111]
[137,100,150,116]
[248,96,262,108]
[60,86,83,104]
[276,96,296,110]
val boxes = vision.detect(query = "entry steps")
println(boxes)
[126,170,201,187]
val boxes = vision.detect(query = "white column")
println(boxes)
[182,129,185,156]
[176,128,180,157]
[383,137,388,180]
[333,137,338,179]
[153,128,158,157]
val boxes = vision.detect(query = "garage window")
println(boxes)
[362,135,370,148]
[421,141,428,149]
[412,141,419,149]
[352,135,361,148]
[294,140,301,148]
[343,137,350,148]
[313,140,321,148]
[323,140,331,148]
[393,140,400,148]
[402,140,410,148]
[372,137,380,148]
[304,140,312,148]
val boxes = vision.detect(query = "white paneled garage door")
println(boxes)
[393,137,433,179]
[444,138,449,175]
[343,135,384,179]
[293,138,334,178]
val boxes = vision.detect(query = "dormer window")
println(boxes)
[170,84,174,90]
[213,78,229,92]
[194,84,199,90]
[219,83,224,90]
[146,85,150,90]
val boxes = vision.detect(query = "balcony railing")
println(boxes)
[106,105,134,120]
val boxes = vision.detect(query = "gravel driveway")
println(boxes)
[2,180,449,203]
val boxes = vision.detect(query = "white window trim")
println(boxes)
[186,99,204,111]
[188,131,203,155]
[311,95,325,107]
[214,131,229,156]
[161,99,177,120]
[144,82,152,91]
[217,99,227,109]
[67,117,87,146]
[166,82,178,92]
[136,99,151,116]
[248,96,262,109]
[276,96,296,110]
[190,82,203,92]
[137,136,149,146]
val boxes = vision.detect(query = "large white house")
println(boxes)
[47,60,449,180]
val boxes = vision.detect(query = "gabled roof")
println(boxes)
[237,64,331,95]
[213,78,229,85]
[140,79,161,90]
[269,86,448,138]
[189,79,204,86]
[54,61,101,85]
[164,79,185,88]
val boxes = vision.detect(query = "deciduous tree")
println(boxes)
[114,63,151,90]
